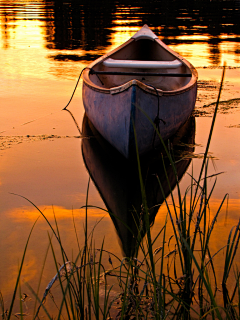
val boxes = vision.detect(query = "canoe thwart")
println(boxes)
[103,58,182,69]
[89,69,192,77]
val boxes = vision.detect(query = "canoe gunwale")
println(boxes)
[82,37,198,97]
[83,74,197,97]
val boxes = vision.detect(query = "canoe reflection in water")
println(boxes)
[81,115,195,258]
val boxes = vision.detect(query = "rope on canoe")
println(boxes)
[90,70,192,77]
[63,69,165,148]
[1,67,88,133]
[63,67,89,110]
[145,84,166,149]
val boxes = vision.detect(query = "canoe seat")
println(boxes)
[103,58,182,69]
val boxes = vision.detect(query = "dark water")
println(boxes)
[0,0,240,315]
[45,0,240,52]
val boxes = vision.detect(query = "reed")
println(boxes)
[2,65,240,319]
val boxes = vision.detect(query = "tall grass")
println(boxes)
[2,65,240,319]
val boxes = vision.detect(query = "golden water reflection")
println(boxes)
[0,1,240,69]
[0,1,240,313]
[1,186,239,311]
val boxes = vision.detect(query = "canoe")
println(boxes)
[82,25,198,158]
[82,114,195,257]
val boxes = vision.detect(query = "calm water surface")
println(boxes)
[0,0,240,314]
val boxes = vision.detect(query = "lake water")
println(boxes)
[0,0,240,315]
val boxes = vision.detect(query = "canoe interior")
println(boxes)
[89,39,192,91]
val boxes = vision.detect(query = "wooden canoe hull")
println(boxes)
[82,80,197,158]
[82,25,198,158]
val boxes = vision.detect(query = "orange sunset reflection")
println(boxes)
[107,25,139,51]
[0,2,240,314]
[9,205,109,222]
